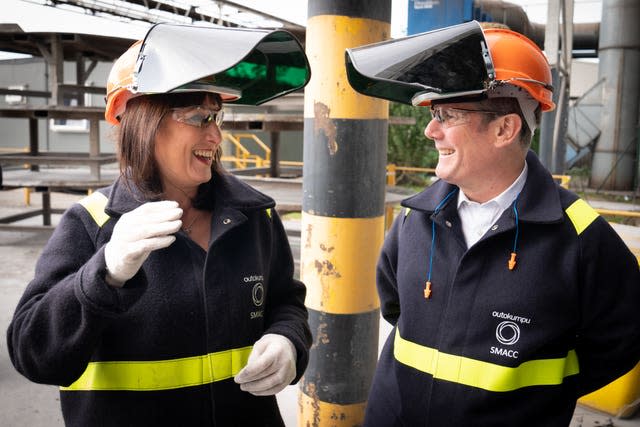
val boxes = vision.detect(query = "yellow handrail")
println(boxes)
[220,155,262,169]
[18,135,635,219]
[385,163,572,190]
[232,133,271,162]
[553,175,571,189]
[221,132,273,169]
[279,160,303,167]
[595,209,640,219]
[386,164,437,186]
[222,133,252,169]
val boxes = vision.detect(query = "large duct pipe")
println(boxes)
[474,0,599,54]
[591,0,639,190]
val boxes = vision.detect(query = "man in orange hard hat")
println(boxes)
[346,21,640,426]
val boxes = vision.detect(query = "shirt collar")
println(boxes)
[457,161,528,211]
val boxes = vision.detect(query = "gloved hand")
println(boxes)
[104,200,183,287]
[234,334,297,396]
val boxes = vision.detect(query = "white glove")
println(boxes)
[104,200,183,287]
[234,334,297,396]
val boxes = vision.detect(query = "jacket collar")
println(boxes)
[104,171,275,217]
[212,172,275,211]
[401,150,564,224]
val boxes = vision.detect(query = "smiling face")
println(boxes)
[424,102,525,202]
[153,96,223,198]
[117,92,226,200]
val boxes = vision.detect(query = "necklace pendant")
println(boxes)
[181,209,201,235]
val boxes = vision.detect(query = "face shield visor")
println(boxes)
[132,23,311,105]
[345,21,496,106]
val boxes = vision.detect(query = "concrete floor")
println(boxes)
[1,188,639,426]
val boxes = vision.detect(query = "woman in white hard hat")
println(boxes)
[346,21,640,427]
[8,23,312,427]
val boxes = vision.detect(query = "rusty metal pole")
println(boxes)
[299,1,391,425]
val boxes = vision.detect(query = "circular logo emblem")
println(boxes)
[496,321,520,346]
[252,282,264,307]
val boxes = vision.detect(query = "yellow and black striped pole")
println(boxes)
[299,1,391,425]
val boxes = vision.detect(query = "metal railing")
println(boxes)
[5,125,637,222]
[386,163,572,190]
[222,132,271,169]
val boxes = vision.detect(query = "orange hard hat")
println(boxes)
[105,24,312,126]
[104,39,242,125]
[104,39,243,125]
[346,21,555,113]
[105,40,143,125]
[483,28,555,112]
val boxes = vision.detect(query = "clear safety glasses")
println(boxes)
[430,106,503,128]
[170,106,225,129]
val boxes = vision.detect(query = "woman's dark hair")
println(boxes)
[116,91,225,199]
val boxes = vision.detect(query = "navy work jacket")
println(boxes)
[8,171,311,427]
[366,151,640,427]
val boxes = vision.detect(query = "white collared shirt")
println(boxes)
[457,162,528,248]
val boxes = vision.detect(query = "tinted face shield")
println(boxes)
[345,21,495,106]
[133,23,311,105]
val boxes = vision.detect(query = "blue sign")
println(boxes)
[407,0,474,34]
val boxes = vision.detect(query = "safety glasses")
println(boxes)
[170,106,224,129]
[430,106,503,128]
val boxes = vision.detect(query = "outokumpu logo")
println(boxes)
[490,311,531,359]
[496,321,520,345]
[244,275,265,319]
[252,282,264,307]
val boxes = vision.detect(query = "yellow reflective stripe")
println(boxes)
[394,329,579,392]
[78,192,110,227]
[404,207,412,217]
[266,208,272,218]
[566,199,599,235]
[61,346,252,391]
